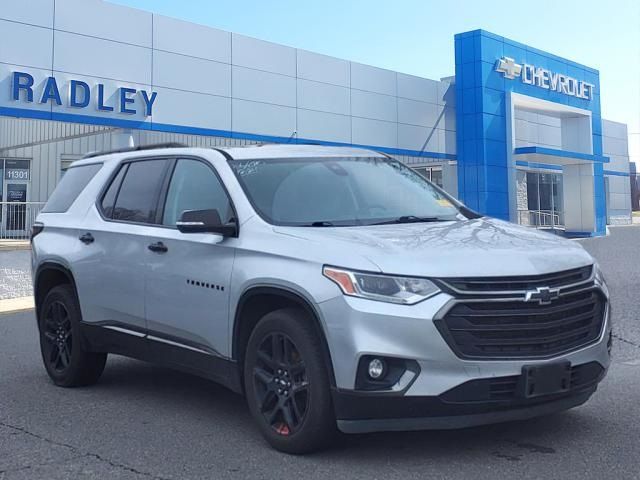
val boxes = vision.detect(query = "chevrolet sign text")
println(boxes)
[495,57,595,101]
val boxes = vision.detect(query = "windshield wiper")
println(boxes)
[301,221,336,227]
[370,215,446,225]
[300,216,448,227]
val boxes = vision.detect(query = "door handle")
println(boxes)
[148,241,168,253]
[79,233,94,245]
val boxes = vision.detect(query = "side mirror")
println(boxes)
[176,209,238,237]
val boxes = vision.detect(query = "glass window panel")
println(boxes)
[112,159,168,224]
[162,159,233,226]
[42,164,102,213]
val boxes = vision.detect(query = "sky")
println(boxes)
[112,0,640,161]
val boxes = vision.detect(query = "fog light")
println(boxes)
[356,356,420,391]
[368,358,385,379]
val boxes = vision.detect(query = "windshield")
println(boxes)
[229,156,467,226]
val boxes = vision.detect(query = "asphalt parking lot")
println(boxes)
[0,250,31,300]
[1,226,639,479]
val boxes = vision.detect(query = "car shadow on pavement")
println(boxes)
[96,356,251,421]
[94,356,592,461]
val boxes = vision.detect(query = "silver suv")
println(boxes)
[31,144,611,453]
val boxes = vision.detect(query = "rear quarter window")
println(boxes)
[42,163,102,213]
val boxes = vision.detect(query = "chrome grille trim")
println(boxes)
[433,280,609,361]
[435,265,595,298]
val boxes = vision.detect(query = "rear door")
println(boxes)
[74,157,172,333]
[143,157,237,358]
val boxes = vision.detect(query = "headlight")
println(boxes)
[323,266,440,305]
[594,262,607,285]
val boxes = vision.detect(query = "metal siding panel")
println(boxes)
[75,137,84,156]
[31,144,42,202]
[80,136,89,155]
[33,144,42,202]
[44,143,52,201]
[55,0,152,48]
[0,0,53,28]
[47,142,56,198]
[0,19,53,69]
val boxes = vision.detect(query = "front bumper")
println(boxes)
[316,286,611,432]
[334,386,597,433]
[332,360,604,433]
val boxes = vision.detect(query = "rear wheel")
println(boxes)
[244,308,336,454]
[38,285,107,387]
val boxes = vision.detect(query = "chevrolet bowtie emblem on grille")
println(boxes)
[524,286,561,305]
[495,57,522,80]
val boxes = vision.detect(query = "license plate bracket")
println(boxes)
[520,361,572,399]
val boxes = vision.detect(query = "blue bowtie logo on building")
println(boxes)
[495,57,522,80]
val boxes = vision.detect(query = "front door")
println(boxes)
[144,158,237,359]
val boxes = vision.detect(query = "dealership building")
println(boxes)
[0,0,633,237]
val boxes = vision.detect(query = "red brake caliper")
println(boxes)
[275,423,290,436]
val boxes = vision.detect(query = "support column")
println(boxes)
[563,164,595,234]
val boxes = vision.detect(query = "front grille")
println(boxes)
[435,289,606,359]
[440,362,605,404]
[439,265,593,294]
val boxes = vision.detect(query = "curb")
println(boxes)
[0,296,35,315]
[0,241,31,251]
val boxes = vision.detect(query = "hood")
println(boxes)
[273,218,594,278]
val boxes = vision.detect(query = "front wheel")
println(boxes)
[244,308,336,454]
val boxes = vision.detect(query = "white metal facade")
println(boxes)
[0,0,456,152]
[0,0,631,226]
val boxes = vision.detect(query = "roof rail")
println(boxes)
[213,142,272,149]
[82,142,188,159]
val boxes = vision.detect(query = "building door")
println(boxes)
[525,171,563,229]
[5,183,28,231]
[1,159,31,236]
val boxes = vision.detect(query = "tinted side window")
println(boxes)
[112,159,169,224]
[162,159,234,226]
[100,164,128,218]
[42,164,102,213]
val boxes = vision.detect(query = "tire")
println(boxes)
[244,308,336,454]
[38,284,107,387]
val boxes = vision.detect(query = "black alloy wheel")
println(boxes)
[244,308,336,454]
[41,300,73,372]
[38,285,107,387]
[253,332,309,436]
